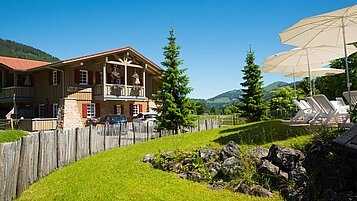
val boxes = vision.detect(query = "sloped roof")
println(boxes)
[0,56,51,71]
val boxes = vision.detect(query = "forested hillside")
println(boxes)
[0,38,59,62]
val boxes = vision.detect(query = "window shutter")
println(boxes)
[121,105,124,115]
[34,106,39,118]
[49,71,52,85]
[96,103,100,117]
[88,71,93,85]
[95,72,101,84]
[75,69,80,84]
[82,104,87,118]
[129,104,133,116]
[106,73,112,84]
[57,71,61,84]
[139,104,143,113]
[114,105,117,114]
[49,104,53,118]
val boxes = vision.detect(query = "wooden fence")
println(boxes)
[0,120,219,201]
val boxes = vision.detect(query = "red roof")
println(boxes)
[0,56,51,71]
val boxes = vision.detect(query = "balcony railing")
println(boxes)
[18,118,57,131]
[94,84,144,97]
[0,86,34,101]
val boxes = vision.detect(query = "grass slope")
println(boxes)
[17,120,313,201]
[0,130,27,143]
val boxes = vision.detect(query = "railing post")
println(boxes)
[132,122,136,144]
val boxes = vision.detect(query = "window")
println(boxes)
[52,71,58,85]
[52,103,58,118]
[87,103,96,118]
[133,104,139,116]
[79,70,88,85]
[115,105,122,115]
[39,104,45,118]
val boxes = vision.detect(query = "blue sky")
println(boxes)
[0,0,355,99]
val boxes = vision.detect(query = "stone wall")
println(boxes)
[62,98,83,129]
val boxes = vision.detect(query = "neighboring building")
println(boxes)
[0,46,162,130]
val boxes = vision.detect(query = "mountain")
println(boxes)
[196,81,295,107]
[0,38,59,62]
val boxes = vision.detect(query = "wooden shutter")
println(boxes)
[88,71,93,85]
[96,103,100,117]
[95,72,101,84]
[49,71,52,85]
[114,105,117,114]
[129,104,133,116]
[82,104,87,117]
[139,104,143,113]
[106,73,112,84]
[75,69,80,84]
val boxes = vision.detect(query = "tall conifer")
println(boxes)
[238,49,268,122]
[154,27,196,133]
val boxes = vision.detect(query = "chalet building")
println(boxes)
[0,46,162,130]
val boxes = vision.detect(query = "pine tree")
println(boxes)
[238,49,268,122]
[154,27,196,133]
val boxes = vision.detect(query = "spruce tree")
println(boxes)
[238,49,268,122]
[154,27,196,133]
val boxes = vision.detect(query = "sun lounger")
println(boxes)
[306,97,327,124]
[342,90,357,106]
[291,99,313,123]
[310,95,349,125]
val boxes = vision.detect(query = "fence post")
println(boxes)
[146,121,149,141]
[197,120,200,131]
[88,126,92,155]
[218,114,221,128]
[205,119,208,130]
[118,123,122,147]
[103,125,106,151]
[132,122,136,144]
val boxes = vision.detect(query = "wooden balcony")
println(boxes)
[94,84,145,100]
[18,118,57,131]
[0,86,34,102]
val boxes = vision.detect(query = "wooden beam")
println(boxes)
[107,61,143,69]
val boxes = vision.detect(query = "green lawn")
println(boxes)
[17,120,314,201]
[0,130,27,143]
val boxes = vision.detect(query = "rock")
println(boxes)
[141,154,155,163]
[288,166,308,187]
[161,150,174,158]
[204,162,222,177]
[249,185,273,197]
[179,173,187,179]
[187,171,202,182]
[258,159,288,181]
[266,144,305,172]
[221,157,244,177]
[210,180,226,190]
[246,147,269,165]
[220,141,242,160]
[183,158,193,165]
[173,162,182,173]
[199,149,220,162]
[280,185,307,201]
[236,183,251,194]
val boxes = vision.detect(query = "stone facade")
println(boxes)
[62,98,83,129]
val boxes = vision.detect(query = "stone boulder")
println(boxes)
[187,171,202,182]
[221,157,244,177]
[220,141,242,160]
[141,154,155,163]
[183,158,193,165]
[258,159,288,181]
[210,180,225,190]
[266,144,305,172]
[288,166,308,187]
[249,185,273,197]
[246,147,269,165]
[199,149,220,162]
[204,162,222,177]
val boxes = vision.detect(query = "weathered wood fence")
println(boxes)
[0,120,219,201]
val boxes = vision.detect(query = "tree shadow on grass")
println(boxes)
[215,121,312,146]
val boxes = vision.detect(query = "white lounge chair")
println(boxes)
[342,90,357,106]
[306,97,327,124]
[311,95,349,125]
[291,99,313,123]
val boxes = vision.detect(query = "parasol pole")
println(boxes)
[293,68,297,99]
[306,49,313,97]
[342,18,352,111]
